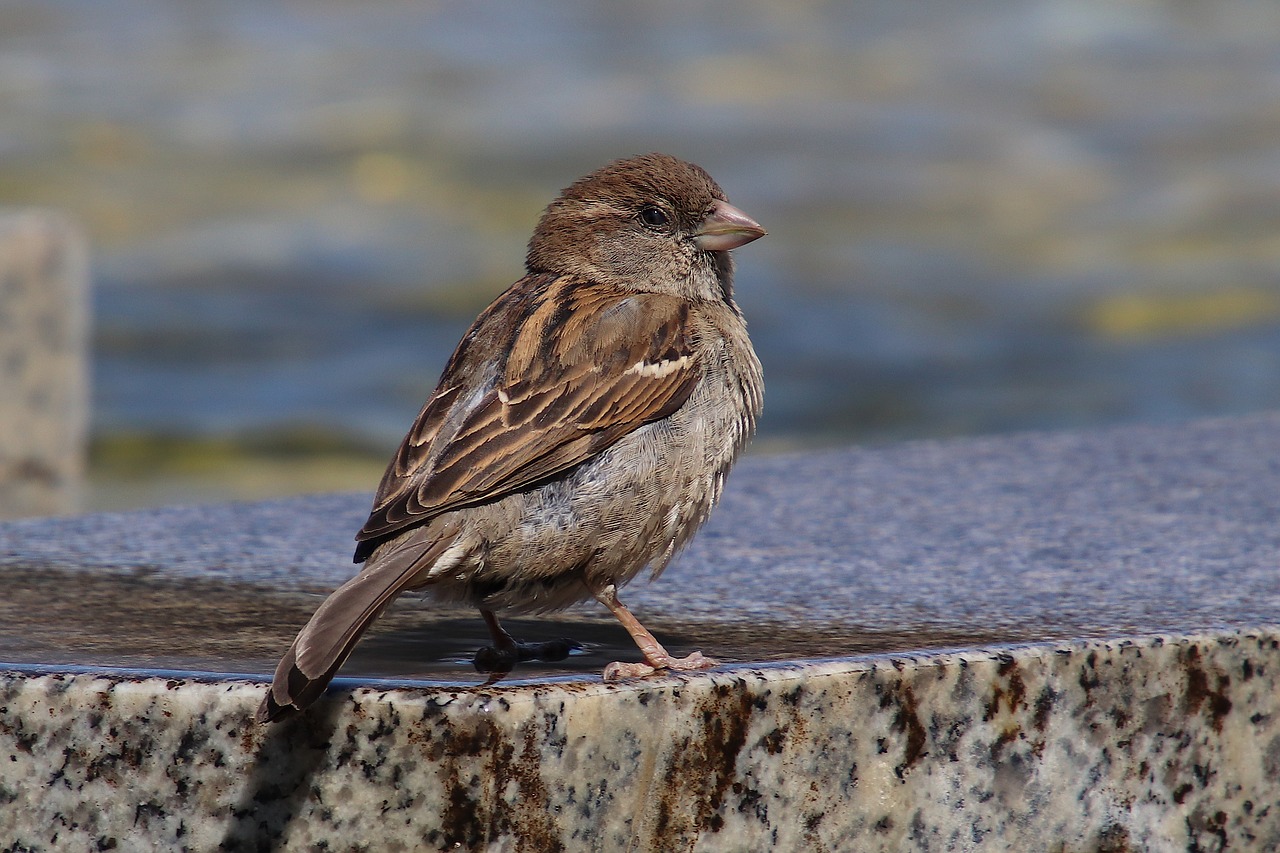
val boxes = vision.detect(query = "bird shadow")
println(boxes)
[218,693,346,852]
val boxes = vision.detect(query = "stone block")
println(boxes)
[0,210,88,518]
[2,413,1280,848]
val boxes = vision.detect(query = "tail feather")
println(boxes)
[257,523,461,723]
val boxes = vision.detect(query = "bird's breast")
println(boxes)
[434,313,761,611]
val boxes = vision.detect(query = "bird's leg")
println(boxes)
[472,608,580,674]
[473,608,520,672]
[591,583,718,680]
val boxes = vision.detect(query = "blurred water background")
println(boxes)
[4,0,1280,511]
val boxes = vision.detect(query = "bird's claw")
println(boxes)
[473,638,581,674]
[602,650,718,681]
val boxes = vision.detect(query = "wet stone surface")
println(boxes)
[2,414,1280,848]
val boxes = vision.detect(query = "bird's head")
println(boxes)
[526,153,765,302]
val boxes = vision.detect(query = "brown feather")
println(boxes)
[354,277,700,558]
[258,520,462,722]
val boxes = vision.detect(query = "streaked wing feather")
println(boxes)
[354,275,698,557]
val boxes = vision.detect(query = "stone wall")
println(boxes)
[2,414,1279,849]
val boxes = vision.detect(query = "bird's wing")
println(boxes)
[354,274,701,559]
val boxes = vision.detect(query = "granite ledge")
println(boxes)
[2,630,1278,850]
[3,413,1280,849]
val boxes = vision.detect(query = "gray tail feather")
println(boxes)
[257,526,460,723]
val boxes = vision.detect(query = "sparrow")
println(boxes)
[259,153,765,723]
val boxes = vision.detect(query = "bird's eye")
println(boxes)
[638,206,670,228]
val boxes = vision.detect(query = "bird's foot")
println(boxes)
[473,638,581,674]
[602,650,718,682]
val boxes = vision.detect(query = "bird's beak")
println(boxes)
[692,199,766,251]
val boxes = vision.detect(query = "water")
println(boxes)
[4,0,1280,508]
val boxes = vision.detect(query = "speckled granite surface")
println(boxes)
[3,414,1280,849]
[3,633,1278,850]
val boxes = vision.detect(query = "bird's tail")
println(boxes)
[257,522,462,723]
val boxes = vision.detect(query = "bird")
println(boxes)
[258,153,765,723]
